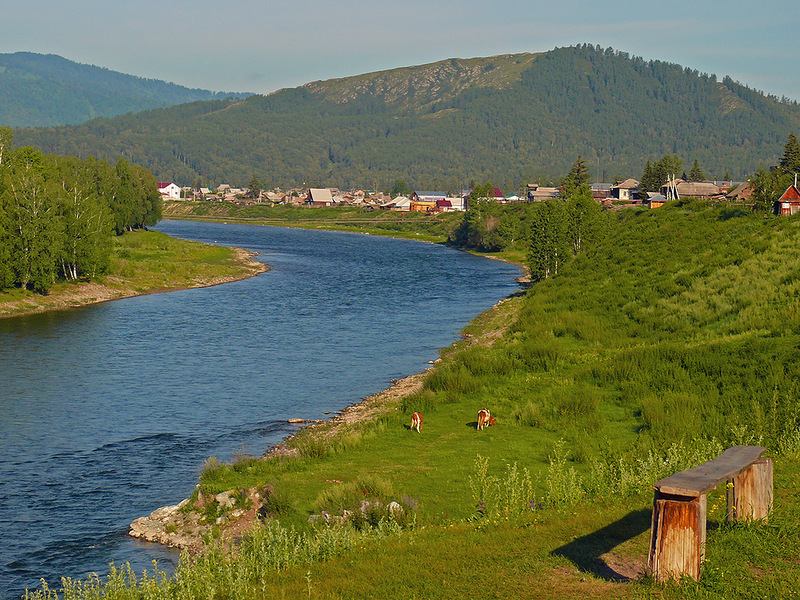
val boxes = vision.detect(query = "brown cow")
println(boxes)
[477,409,495,431]
[410,411,423,433]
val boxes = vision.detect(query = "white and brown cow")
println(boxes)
[477,409,496,431]
[410,411,423,433]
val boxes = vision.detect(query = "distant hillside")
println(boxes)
[0,52,250,127]
[13,45,800,189]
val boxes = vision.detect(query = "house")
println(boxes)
[526,184,561,202]
[645,193,668,209]
[611,178,640,201]
[380,196,412,211]
[307,188,336,207]
[777,184,800,215]
[446,196,468,211]
[411,191,446,213]
[157,182,181,200]
[661,179,721,200]
[591,183,612,201]
[726,182,752,203]
[435,199,454,212]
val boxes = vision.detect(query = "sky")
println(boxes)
[2,0,799,101]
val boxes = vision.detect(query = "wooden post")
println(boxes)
[648,492,706,582]
[727,457,773,522]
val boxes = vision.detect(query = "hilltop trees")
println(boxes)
[0,134,161,293]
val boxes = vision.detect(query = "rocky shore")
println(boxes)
[127,369,429,549]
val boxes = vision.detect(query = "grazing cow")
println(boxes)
[477,408,495,431]
[410,411,423,433]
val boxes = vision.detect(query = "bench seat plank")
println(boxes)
[653,446,766,497]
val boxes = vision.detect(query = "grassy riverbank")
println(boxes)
[162,200,462,244]
[24,201,800,599]
[0,229,266,319]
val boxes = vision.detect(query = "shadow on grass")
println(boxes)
[551,508,651,582]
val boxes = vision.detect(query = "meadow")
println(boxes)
[24,200,800,599]
[0,229,264,318]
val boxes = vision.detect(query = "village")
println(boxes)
[154,176,800,214]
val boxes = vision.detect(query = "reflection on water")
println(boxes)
[0,221,521,598]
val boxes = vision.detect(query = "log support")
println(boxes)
[647,492,706,582]
[727,456,773,523]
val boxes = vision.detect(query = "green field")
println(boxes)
[25,200,800,599]
[0,229,262,318]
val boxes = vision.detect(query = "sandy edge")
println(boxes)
[0,247,267,320]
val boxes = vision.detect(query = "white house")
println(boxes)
[446,196,468,211]
[157,182,181,200]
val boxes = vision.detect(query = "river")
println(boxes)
[0,220,522,598]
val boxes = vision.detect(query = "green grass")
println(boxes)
[22,201,800,599]
[0,229,261,318]
[163,201,464,245]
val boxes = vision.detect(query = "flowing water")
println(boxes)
[0,220,522,598]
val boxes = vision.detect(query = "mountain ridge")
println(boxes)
[12,45,800,189]
[0,52,251,127]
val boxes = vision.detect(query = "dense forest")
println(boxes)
[13,45,800,190]
[0,52,251,128]
[0,128,161,293]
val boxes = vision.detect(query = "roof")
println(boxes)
[436,199,453,208]
[779,185,800,202]
[308,188,334,203]
[612,178,640,190]
[157,182,176,189]
[662,180,720,197]
[414,191,447,199]
[727,182,752,200]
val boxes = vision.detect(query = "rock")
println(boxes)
[388,501,404,516]
[215,491,235,508]
[149,504,180,520]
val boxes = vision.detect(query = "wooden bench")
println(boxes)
[647,445,773,582]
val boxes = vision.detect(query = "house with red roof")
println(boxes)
[157,182,181,200]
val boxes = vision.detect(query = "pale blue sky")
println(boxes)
[3,0,798,101]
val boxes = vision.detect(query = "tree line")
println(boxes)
[0,127,161,293]
[453,133,800,282]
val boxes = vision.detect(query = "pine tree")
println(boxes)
[640,159,659,192]
[563,156,590,191]
[780,133,800,175]
[688,159,705,181]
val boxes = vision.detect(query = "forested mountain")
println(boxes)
[13,45,800,190]
[0,52,250,127]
